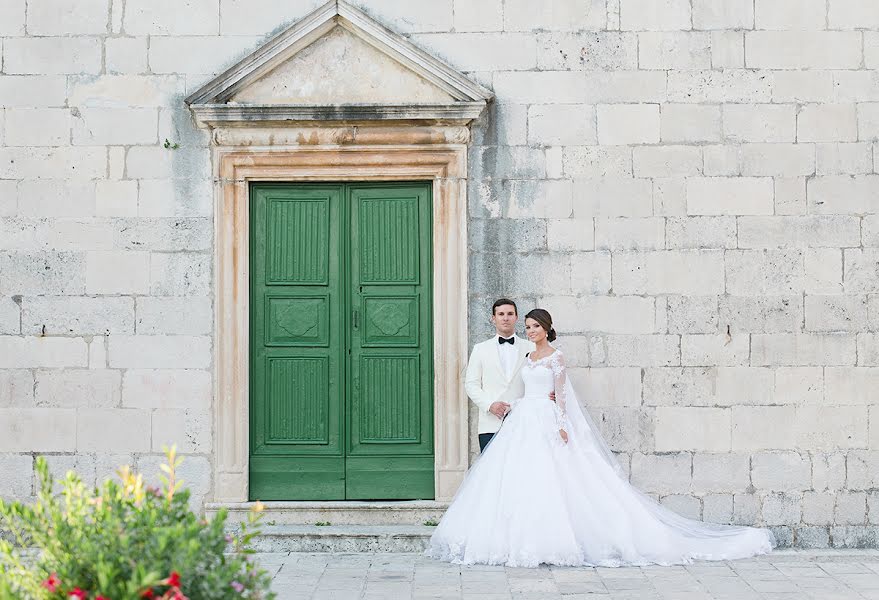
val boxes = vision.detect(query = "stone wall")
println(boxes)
[1,0,878,547]
[459,0,879,548]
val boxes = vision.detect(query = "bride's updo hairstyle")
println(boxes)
[525,308,557,342]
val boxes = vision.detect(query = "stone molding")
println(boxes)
[190,103,487,126]
[185,0,493,128]
[211,127,471,502]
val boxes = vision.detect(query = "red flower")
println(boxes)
[140,588,155,599]
[69,589,87,599]
[165,571,181,587]
[97,596,110,600]
[41,573,61,592]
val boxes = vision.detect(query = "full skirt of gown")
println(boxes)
[426,352,775,568]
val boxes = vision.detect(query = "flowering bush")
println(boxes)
[0,447,275,600]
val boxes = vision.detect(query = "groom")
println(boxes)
[465,298,536,452]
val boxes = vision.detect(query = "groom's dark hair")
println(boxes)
[492,298,517,315]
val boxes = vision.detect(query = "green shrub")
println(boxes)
[0,446,275,600]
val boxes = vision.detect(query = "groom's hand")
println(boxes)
[549,391,556,402]
[489,401,510,419]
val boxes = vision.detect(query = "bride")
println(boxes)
[427,308,775,568]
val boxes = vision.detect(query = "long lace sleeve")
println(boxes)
[550,351,571,432]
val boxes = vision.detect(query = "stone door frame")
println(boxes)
[211,125,470,503]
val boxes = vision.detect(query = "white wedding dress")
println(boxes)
[427,349,775,568]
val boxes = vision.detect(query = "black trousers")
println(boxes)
[478,432,495,453]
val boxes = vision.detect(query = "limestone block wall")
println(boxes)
[450,1,879,549]
[0,0,877,547]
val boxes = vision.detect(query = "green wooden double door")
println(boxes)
[250,182,434,500]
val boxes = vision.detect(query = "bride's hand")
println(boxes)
[559,429,568,443]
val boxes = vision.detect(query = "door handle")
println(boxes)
[353,309,359,329]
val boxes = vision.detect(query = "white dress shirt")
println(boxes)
[497,335,518,379]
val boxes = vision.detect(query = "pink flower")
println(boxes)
[69,589,87,600]
[42,573,61,592]
[230,581,244,593]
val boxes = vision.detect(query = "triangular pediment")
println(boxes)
[186,0,492,125]
[232,26,456,105]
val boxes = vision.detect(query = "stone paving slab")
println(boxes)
[256,550,879,600]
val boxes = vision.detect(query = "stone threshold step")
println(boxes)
[206,500,448,526]
[250,524,435,553]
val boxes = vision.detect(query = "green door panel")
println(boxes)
[346,184,434,499]
[249,182,434,501]
[250,184,344,500]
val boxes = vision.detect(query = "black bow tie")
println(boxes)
[498,337,515,345]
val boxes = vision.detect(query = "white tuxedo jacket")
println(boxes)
[465,335,536,434]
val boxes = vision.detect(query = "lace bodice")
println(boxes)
[521,349,570,431]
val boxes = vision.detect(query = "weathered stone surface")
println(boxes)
[692,453,750,493]
[0,454,32,499]
[812,452,847,492]
[805,295,868,333]
[726,249,804,295]
[844,249,879,294]
[527,104,596,146]
[149,253,211,296]
[718,295,802,334]
[597,104,660,145]
[0,408,76,452]
[595,217,665,251]
[573,178,652,217]
[703,494,733,524]
[630,452,692,495]
[136,297,212,335]
[0,252,85,295]
[666,296,719,334]
[732,406,798,450]
[803,492,837,526]
[539,32,637,71]
[22,296,134,336]
[0,337,87,369]
[620,0,691,31]
[34,369,121,408]
[85,251,150,294]
[762,493,802,526]
[643,367,717,407]
[655,407,731,451]
[681,334,750,367]
[752,452,811,492]
[751,333,856,367]
[614,250,725,295]
[660,495,701,520]
[121,369,211,410]
[661,104,721,143]
[151,408,211,453]
[108,336,211,369]
[0,370,34,408]
[746,32,861,70]
[687,177,773,215]
[633,146,702,178]
[796,406,868,450]
[593,407,654,452]
[605,335,680,367]
[3,38,102,75]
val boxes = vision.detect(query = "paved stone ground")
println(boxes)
[256,550,879,600]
